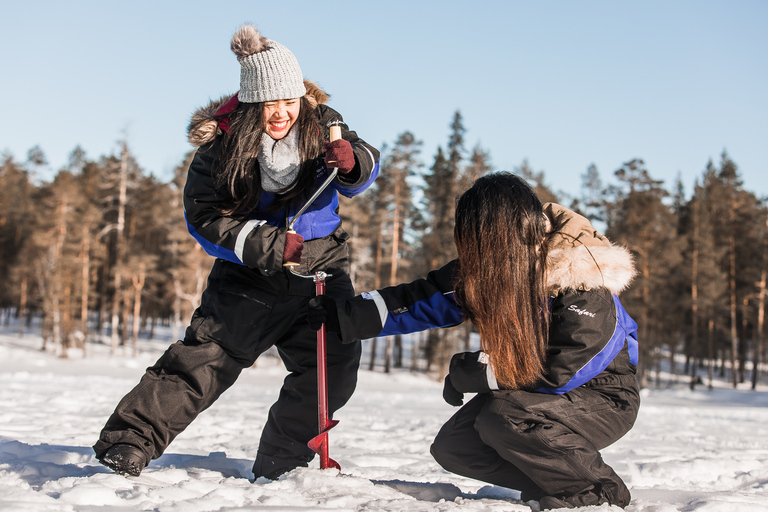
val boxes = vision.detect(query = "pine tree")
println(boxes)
[605,159,681,387]
[164,151,214,341]
[0,153,36,321]
[93,141,144,354]
[580,163,604,223]
[688,165,728,386]
[457,143,492,194]
[696,152,764,387]
[515,160,559,204]
[364,133,423,371]
[29,168,87,356]
[419,112,467,376]
[67,147,109,354]
[338,191,375,291]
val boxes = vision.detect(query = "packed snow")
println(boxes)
[1,325,767,511]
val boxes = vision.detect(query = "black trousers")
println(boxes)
[430,374,639,507]
[94,233,361,479]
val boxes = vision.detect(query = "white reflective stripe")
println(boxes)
[235,219,266,263]
[486,364,500,391]
[352,143,376,169]
[364,290,388,329]
[478,351,499,390]
[361,145,376,168]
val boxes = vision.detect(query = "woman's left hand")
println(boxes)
[283,231,304,264]
[323,139,355,174]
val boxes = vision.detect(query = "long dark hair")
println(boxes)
[453,172,550,389]
[214,96,322,217]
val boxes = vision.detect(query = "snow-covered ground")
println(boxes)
[1,326,767,512]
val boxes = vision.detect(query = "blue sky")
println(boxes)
[1,1,766,201]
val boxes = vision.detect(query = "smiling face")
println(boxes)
[262,98,301,139]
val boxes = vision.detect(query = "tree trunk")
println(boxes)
[384,337,392,373]
[410,332,421,371]
[374,221,384,290]
[348,220,359,286]
[51,294,62,355]
[131,266,146,357]
[639,256,651,389]
[753,268,766,390]
[728,227,738,388]
[669,332,677,383]
[425,330,440,371]
[60,284,72,358]
[51,194,68,356]
[110,272,122,353]
[368,338,378,371]
[438,330,456,379]
[690,200,699,387]
[394,335,403,368]
[18,275,27,338]
[389,195,400,287]
[463,323,472,351]
[389,180,401,370]
[740,297,748,383]
[707,317,715,390]
[80,226,90,357]
[369,220,385,371]
[110,143,129,355]
[121,301,130,349]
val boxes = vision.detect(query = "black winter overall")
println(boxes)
[431,373,639,507]
[93,229,361,479]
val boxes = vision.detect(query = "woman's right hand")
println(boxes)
[307,296,341,333]
[442,375,464,406]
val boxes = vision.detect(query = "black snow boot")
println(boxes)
[99,444,147,476]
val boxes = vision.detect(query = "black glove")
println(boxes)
[307,296,341,334]
[448,351,493,393]
[442,375,464,407]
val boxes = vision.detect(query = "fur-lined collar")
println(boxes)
[187,79,330,147]
[546,244,636,295]
[543,202,636,295]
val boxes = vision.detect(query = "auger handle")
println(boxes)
[283,124,343,267]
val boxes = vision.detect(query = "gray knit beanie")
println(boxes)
[231,24,306,103]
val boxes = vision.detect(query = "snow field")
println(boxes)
[1,330,767,511]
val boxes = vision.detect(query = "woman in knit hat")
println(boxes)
[309,173,640,509]
[93,24,380,480]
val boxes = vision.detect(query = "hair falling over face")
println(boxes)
[215,96,322,217]
[453,172,550,390]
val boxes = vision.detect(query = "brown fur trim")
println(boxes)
[303,79,330,108]
[546,244,636,295]
[187,95,231,147]
[544,202,611,250]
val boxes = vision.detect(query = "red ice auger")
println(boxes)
[283,123,343,471]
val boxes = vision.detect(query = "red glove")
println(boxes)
[323,139,355,174]
[283,231,304,264]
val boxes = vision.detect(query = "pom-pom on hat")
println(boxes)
[231,24,306,103]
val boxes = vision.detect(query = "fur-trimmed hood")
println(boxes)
[543,202,636,295]
[187,79,330,147]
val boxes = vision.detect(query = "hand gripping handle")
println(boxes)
[283,124,343,267]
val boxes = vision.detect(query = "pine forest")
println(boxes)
[1,111,765,391]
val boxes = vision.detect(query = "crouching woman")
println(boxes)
[310,172,640,509]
